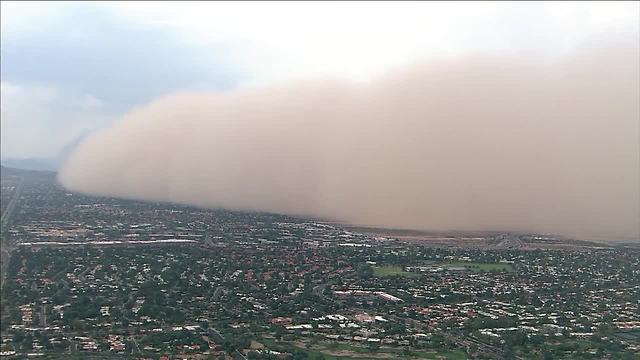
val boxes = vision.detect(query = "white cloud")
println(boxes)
[98,1,640,84]
[3,1,638,86]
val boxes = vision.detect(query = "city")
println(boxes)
[2,2,639,360]
[1,167,638,359]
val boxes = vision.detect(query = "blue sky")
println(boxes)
[1,1,638,159]
[1,5,240,109]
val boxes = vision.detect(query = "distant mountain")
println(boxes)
[1,131,90,172]
[0,158,58,172]
[0,165,55,177]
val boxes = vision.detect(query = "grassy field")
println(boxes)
[326,342,468,359]
[324,342,467,359]
[373,265,421,278]
[263,338,468,359]
[410,350,468,360]
[445,262,514,272]
[316,342,467,359]
[615,330,640,341]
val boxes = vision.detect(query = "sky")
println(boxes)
[1,1,638,159]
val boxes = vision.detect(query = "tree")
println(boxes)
[356,264,374,279]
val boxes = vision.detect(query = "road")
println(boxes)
[1,177,23,289]
[312,283,327,298]
[208,327,247,360]
[0,176,23,227]
[129,335,141,354]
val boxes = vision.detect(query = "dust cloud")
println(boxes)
[58,37,640,241]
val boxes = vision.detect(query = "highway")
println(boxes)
[0,176,23,227]
[1,176,23,289]
[208,327,248,359]
[129,335,141,354]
